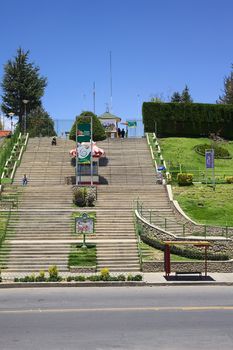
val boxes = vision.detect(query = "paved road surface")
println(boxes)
[0,286,233,349]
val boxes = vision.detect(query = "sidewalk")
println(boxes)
[1,271,233,287]
[143,272,233,286]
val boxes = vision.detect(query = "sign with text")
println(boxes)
[76,215,94,234]
[77,123,91,142]
[205,149,214,169]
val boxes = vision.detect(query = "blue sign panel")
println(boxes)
[205,150,214,169]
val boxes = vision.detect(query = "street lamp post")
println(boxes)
[8,112,15,133]
[22,100,29,135]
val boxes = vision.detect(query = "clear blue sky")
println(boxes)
[1,0,233,124]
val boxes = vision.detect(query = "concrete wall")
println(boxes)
[142,260,233,273]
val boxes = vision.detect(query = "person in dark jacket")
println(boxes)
[121,128,125,138]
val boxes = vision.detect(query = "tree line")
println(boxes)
[150,66,233,105]
[1,47,233,137]
[0,48,56,136]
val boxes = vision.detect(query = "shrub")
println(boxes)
[100,268,110,281]
[117,274,126,281]
[35,270,46,282]
[132,274,143,281]
[73,186,96,207]
[88,275,102,281]
[142,102,233,139]
[141,233,229,261]
[225,176,233,184]
[48,265,61,281]
[177,173,193,186]
[73,187,86,207]
[74,275,86,282]
[69,111,106,142]
[194,143,231,159]
[86,192,95,207]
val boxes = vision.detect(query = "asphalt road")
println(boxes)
[0,286,233,349]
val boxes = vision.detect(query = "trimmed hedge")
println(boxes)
[142,102,233,139]
[140,233,229,261]
[194,143,231,159]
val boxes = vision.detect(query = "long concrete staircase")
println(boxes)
[1,137,75,273]
[1,136,187,275]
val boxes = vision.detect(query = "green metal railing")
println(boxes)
[135,199,232,239]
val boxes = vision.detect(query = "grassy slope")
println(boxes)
[173,184,233,226]
[140,242,198,262]
[159,137,233,175]
[157,137,233,226]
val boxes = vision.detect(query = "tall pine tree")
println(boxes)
[181,85,193,103]
[218,65,233,104]
[171,91,182,102]
[1,48,47,127]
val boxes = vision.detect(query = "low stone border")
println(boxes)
[142,260,233,273]
[0,281,146,288]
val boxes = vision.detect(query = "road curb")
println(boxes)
[1,281,233,288]
[0,281,147,288]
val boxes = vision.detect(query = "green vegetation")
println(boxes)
[159,137,233,180]
[143,102,233,138]
[140,242,197,262]
[13,265,143,283]
[27,106,56,137]
[195,143,231,159]
[140,234,229,260]
[69,111,106,142]
[1,48,47,128]
[68,244,96,267]
[173,184,233,227]
[73,186,96,207]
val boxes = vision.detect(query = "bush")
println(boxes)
[73,187,87,207]
[69,111,106,142]
[194,143,231,159]
[48,265,61,281]
[141,233,229,261]
[142,102,233,139]
[100,268,110,281]
[117,274,126,281]
[177,173,193,186]
[225,176,233,184]
[88,275,102,281]
[73,186,96,207]
[35,270,46,282]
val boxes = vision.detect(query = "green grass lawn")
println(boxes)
[150,136,233,227]
[140,242,198,262]
[68,244,96,267]
[159,137,233,177]
[173,184,233,226]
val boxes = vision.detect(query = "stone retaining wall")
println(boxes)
[142,260,233,273]
[136,211,233,258]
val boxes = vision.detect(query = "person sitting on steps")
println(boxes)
[51,136,57,145]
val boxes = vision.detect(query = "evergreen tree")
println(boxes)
[69,111,106,142]
[1,48,47,127]
[218,65,233,104]
[27,107,56,137]
[181,85,193,103]
[170,91,182,102]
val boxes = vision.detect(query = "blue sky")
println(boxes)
[1,0,233,125]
